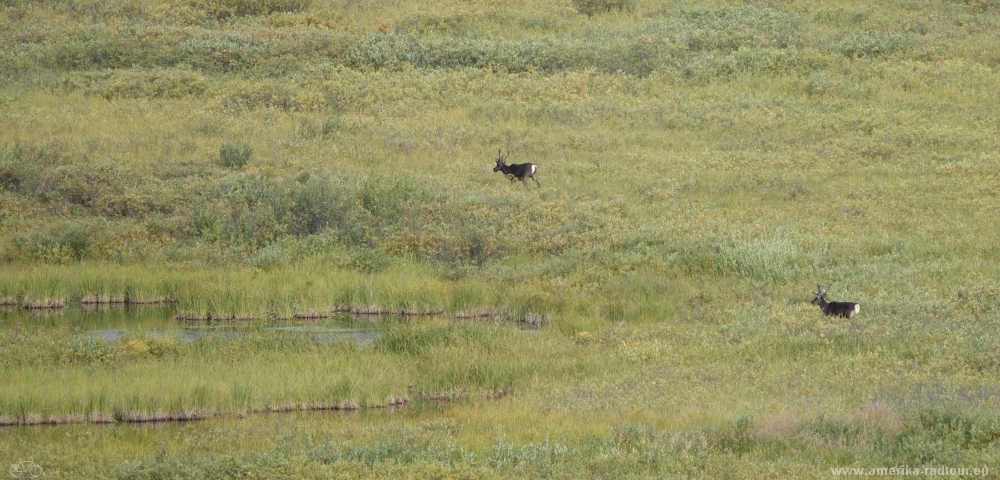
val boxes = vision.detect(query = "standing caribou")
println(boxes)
[811,284,860,318]
[493,150,539,187]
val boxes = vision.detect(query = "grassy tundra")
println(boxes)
[2,0,1000,477]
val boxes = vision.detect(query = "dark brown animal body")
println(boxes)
[493,150,539,187]
[811,285,860,318]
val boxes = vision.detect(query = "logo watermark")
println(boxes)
[8,460,43,479]
[831,465,990,476]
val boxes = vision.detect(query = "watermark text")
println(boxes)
[831,465,990,477]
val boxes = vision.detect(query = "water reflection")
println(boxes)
[0,304,181,331]
[0,305,383,346]
[88,325,380,346]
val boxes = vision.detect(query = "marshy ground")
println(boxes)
[2,0,1000,477]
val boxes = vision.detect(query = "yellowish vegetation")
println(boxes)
[2,0,1000,477]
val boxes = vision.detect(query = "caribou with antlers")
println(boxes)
[811,284,860,318]
[493,150,539,187]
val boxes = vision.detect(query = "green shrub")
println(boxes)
[358,176,420,222]
[191,0,312,19]
[62,68,208,100]
[671,6,796,52]
[573,0,635,17]
[297,117,340,139]
[0,143,64,195]
[346,247,393,273]
[291,177,353,236]
[60,334,118,365]
[118,335,183,360]
[223,203,283,247]
[57,228,92,261]
[833,32,910,58]
[219,142,252,168]
[48,33,176,71]
[249,241,293,269]
[9,224,95,262]
[0,162,23,192]
[212,81,325,111]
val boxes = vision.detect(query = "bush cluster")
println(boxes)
[61,68,208,99]
[219,142,253,168]
[0,329,181,367]
[190,0,312,19]
[2,4,813,79]
[573,0,635,17]
[1,137,539,267]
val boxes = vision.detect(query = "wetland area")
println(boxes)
[2,304,384,348]
[3,0,1000,476]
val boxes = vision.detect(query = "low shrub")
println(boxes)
[833,32,911,58]
[573,0,635,17]
[62,68,208,100]
[219,142,252,168]
[191,0,312,19]
[8,224,95,262]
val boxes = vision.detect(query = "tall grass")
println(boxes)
[3,0,1000,476]
[0,261,563,318]
[3,308,1000,475]
[0,322,588,423]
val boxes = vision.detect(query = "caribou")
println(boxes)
[493,150,539,187]
[811,284,860,318]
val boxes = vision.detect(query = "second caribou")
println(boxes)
[493,150,540,187]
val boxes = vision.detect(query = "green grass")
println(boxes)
[0,261,565,318]
[2,310,1000,477]
[0,321,589,423]
[3,0,1000,476]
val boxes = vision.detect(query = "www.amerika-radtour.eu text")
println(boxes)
[830,466,989,476]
